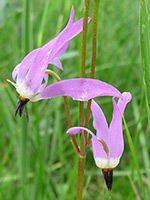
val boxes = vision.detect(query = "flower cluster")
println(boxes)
[8,6,132,192]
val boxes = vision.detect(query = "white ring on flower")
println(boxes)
[95,157,120,169]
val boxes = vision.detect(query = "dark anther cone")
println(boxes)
[102,169,113,192]
[15,96,29,121]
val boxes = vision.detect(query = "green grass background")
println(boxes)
[0,0,150,199]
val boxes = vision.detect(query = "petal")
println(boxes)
[23,48,50,93]
[17,48,40,85]
[47,17,91,61]
[37,73,48,93]
[42,6,74,53]
[25,9,88,93]
[108,98,123,158]
[117,92,132,117]
[52,41,70,59]
[31,78,122,102]
[108,93,131,158]
[49,58,63,71]
[12,63,21,82]
[67,126,95,137]
[91,100,109,145]
[67,127,107,159]
[66,6,74,26]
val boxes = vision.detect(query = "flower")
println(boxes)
[67,92,132,191]
[7,6,123,120]
[7,6,91,118]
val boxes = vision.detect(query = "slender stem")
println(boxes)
[77,1,90,200]
[80,0,90,78]
[45,69,61,81]
[45,69,79,152]
[79,102,84,127]
[90,0,100,79]
[76,157,86,200]
[85,0,100,142]
[63,96,79,151]
[79,0,90,127]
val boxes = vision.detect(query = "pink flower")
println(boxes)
[9,6,90,100]
[7,6,91,118]
[67,92,132,190]
[7,6,123,121]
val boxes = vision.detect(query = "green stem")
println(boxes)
[81,0,90,78]
[76,157,86,200]
[85,0,100,141]
[79,0,90,127]
[77,0,90,199]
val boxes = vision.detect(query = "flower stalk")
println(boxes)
[85,0,100,141]
[79,0,90,127]
[77,1,100,198]
[76,157,86,200]
[78,0,90,199]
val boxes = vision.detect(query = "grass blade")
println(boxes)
[37,0,51,47]
[123,116,146,200]
[140,0,150,118]
[20,0,33,199]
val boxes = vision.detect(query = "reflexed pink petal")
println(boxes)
[67,127,107,159]
[53,41,70,59]
[117,92,132,117]
[67,126,95,137]
[66,6,74,26]
[48,17,91,61]
[49,58,63,71]
[108,98,124,158]
[91,100,109,145]
[42,6,74,53]
[108,93,131,158]
[17,49,40,85]
[12,63,20,81]
[32,78,122,102]
[24,48,50,93]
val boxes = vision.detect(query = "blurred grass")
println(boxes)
[0,0,150,199]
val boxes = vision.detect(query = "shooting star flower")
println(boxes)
[7,6,91,119]
[67,92,132,191]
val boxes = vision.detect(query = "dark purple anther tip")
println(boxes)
[15,100,20,117]
[15,96,29,121]
[102,169,113,192]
